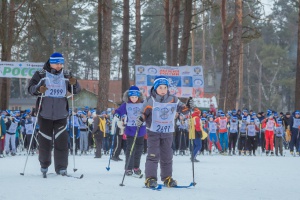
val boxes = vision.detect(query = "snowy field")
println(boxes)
[0,149,299,200]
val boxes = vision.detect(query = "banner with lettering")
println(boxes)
[0,62,43,78]
[135,65,204,98]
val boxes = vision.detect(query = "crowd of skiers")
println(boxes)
[1,106,299,158]
[1,106,299,160]
[173,108,300,158]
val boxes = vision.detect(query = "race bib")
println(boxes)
[247,125,256,136]
[220,119,227,129]
[292,118,300,129]
[230,122,238,132]
[126,103,143,127]
[8,122,18,133]
[25,123,34,134]
[266,121,274,131]
[150,98,178,133]
[209,122,217,133]
[45,70,67,98]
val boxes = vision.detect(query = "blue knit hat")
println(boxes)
[49,52,64,64]
[128,85,140,97]
[153,76,169,90]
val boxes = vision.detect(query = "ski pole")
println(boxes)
[119,126,140,186]
[190,137,196,186]
[188,111,196,186]
[179,129,183,155]
[71,85,77,172]
[20,94,44,176]
[106,117,119,171]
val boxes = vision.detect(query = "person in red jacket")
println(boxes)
[261,113,278,156]
[214,113,228,154]
[191,108,202,162]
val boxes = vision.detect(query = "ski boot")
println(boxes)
[228,150,232,156]
[233,150,236,155]
[270,151,274,156]
[0,154,4,158]
[290,151,294,155]
[248,151,252,156]
[297,152,300,156]
[133,168,142,176]
[125,170,133,176]
[164,176,177,187]
[145,177,158,188]
[41,168,48,178]
[58,169,67,176]
[266,151,269,156]
[239,151,241,156]
[209,150,212,156]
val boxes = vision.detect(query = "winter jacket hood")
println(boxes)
[122,89,145,103]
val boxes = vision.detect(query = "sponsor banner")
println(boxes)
[0,62,43,78]
[135,65,204,98]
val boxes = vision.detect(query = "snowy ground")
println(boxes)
[0,149,298,200]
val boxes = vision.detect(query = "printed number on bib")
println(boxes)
[156,125,171,133]
[49,89,64,96]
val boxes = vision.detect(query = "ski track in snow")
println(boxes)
[0,149,298,200]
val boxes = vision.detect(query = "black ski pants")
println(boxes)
[125,135,144,170]
[38,117,68,173]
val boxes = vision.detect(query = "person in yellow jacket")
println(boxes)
[91,111,106,158]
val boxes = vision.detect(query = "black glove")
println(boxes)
[136,116,144,127]
[186,97,194,109]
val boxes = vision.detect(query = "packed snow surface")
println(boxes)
[0,150,298,200]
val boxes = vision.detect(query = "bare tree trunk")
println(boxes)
[295,0,300,110]
[219,0,234,110]
[122,0,130,94]
[98,0,103,78]
[202,0,206,68]
[236,42,243,110]
[246,44,251,110]
[97,0,112,111]
[255,53,262,111]
[135,0,141,65]
[191,0,196,66]
[225,0,242,111]
[0,0,15,110]
[179,0,193,66]
[171,0,180,66]
[164,0,172,65]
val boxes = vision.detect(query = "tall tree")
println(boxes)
[122,0,130,94]
[164,0,172,65]
[219,0,234,110]
[135,0,141,65]
[178,0,193,66]
[295,0,300,110]
[171,0,180,66]
[0,0,26,109]
[98,0,112,111]
[226,0,243,110]
[98,0,102,70]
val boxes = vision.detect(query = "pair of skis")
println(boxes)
[146,182,195,191]
[42,172,84,179]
